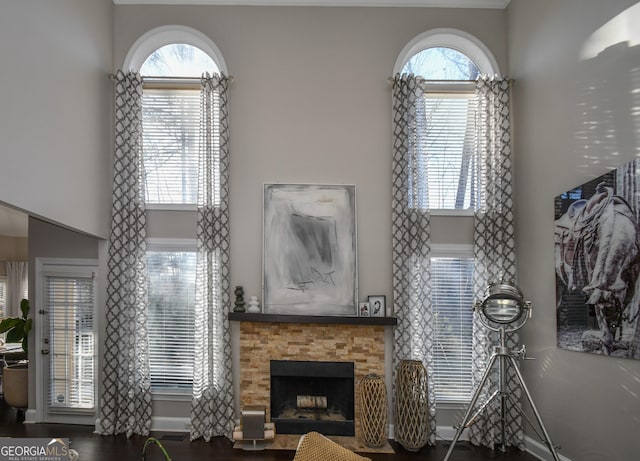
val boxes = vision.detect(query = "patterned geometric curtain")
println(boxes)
[390,74,437,446]
[470,76,523,449]
[97,70,152,437]
[190,73,234,441]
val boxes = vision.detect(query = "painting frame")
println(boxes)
[263,183,358,316]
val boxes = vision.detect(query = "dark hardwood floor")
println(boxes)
[0,402,539,461]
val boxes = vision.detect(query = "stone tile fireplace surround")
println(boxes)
[232,314,394,438]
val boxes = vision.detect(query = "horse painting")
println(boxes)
[555,178,640,359]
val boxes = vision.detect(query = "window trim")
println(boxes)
[123,25,228,75]
[431,243,474,258]
[393,28,500,77]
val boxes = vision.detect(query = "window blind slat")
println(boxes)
[147,250,196,391]
[432,257,475,403]
[143,89,201,205]
[418,94,478,210]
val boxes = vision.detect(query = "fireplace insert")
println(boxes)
[270,360,355,436]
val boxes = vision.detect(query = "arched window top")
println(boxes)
[403,47,480,80]
[140,44,218,77]
[394,28,499,78]
[123,25,227,76]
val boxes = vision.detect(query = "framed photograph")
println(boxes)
[359,302,370,317]
[263,184,358,316]
[368,295,386,317]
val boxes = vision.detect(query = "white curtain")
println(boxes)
[190,73,234,441]
[5,261,28,317]
[96,70,152,438]
[390,74,437,446]
[469,76,523,449]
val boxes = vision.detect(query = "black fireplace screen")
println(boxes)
[270,360,355,436]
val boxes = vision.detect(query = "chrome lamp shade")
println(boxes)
[477,281,531,332]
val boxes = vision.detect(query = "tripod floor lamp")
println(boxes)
[443,280,561,461]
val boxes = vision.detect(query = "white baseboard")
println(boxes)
[524,436,572,461]
[150,416,191,432]
[93,416,191,433]
[23,409,37,424]
[432,426,572,461]
[435,425,470,441]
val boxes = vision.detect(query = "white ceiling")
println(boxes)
[0,204,28,238]
[113,0,510,8]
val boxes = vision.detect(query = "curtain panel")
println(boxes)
[5,261,28,318]
[390,74,437,446]
[470,76,523,450]
[190,73,234,442]
[97,70,152,438]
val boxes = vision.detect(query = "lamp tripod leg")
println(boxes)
[443,353,499,461]
[505,355,561,461]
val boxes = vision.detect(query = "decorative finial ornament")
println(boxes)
[234,286,246,312]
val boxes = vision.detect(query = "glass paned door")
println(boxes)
[39,263,97,422]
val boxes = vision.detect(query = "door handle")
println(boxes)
[41,349,50,355]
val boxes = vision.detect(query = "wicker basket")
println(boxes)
[358,373,388,447]
[393,359,429,451]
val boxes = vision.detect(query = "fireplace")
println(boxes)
[234,319,388,439]
[270,360,355,436]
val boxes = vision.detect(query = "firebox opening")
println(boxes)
[270,360,355,436]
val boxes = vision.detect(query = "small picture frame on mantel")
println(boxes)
[359,302,370,317]
[368,295,386,317]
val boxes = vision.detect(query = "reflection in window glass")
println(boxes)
[402,47,480,80]
[140,43,218,77]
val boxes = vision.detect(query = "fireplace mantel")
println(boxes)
[229,312,397,326]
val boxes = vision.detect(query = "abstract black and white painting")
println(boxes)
[263,184,357,316]
[554,159,640,359]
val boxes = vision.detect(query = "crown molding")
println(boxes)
[113,0,510,9]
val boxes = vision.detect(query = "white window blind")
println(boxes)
[431,256,475,403]
[0,276,6,318]
[45,273,95,410]
[147,250,196,391]
[420,93,479,210]
[142,88,201,205]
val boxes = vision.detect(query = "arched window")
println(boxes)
[123,26,225,208]
[140,43,218,77]
[124,24,226,75]
[395,29,499,211]
[394,28,499,78]
[122,26,227,393]
[392,29,500,405]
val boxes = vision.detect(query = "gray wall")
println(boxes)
[0,0,113,239]
[508,0,640,459]
[114,4,507,305]
[115,4,508,426]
